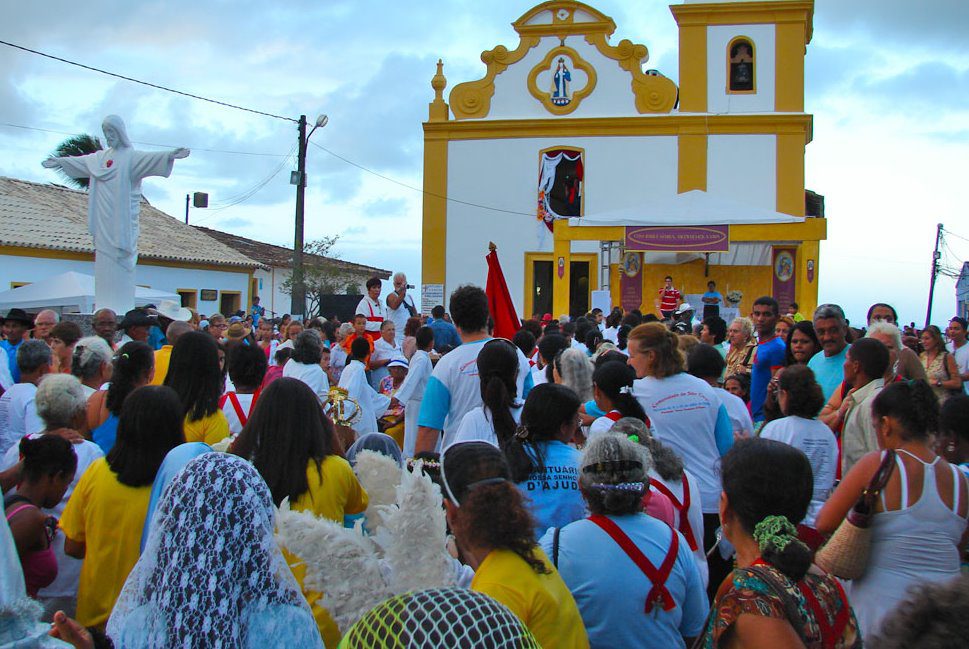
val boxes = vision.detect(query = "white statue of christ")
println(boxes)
[42,115,190,313]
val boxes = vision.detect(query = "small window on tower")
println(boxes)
[728,39,755,93]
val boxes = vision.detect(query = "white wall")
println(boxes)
[445,135,679,310]
[707,134,776,211]
[707,24,775,114]
[484,34,658,120]
[0,254,251,314]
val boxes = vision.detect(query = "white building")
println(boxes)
[0,177,260,315]
[422,0,826,319]
[193,226,390,318]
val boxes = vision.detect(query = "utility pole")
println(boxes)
[291,114,308,318]
[925,223,943,329]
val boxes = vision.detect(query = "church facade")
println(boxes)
[421,0,824,319]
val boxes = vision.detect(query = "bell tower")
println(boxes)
[671,1,814,114]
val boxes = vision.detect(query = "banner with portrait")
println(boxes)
[771,247,797,314]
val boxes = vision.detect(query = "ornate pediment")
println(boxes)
[447,1,677,120]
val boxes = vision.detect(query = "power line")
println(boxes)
[0,39,297,123]
[193,145,298,221]
[1,121,291,157]
[309,141,536,217]
[943,226,969,245]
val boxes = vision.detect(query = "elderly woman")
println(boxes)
[70,336,114,399]
[867,321,925,382]
[700,438,859,648]
[49,321,82,375]
[550,347,594,403]
[724,317,756,377]
[539,434,708,649]
[0,374,104,620]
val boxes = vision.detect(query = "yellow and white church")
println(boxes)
[421,0,824,319]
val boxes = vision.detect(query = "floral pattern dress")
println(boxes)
[699,563,860,648]
[725,341,756,377]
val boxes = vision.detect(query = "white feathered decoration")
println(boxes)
[374,462,456,593]
[274,499,389,633]
[351,449,402,536]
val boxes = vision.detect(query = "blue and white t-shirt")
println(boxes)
[632,372,733,513]
[750,336,786,422]
[807,344,851,402]
[517,440,586,537]
[417,338,533,450]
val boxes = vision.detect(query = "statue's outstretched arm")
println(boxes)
[41,157,62,169]
[172,148,190,159]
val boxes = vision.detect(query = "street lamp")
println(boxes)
[291,113,329,319]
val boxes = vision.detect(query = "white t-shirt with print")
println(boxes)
[632,373,730,513]
[0,383,44,456]
[759,415,838,527]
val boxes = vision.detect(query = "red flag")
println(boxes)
[485,244,521,340]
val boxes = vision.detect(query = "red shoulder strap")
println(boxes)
[223,392,253,426]
[605,410,623,422]
[648,477,699,551]
[588,514,679,613]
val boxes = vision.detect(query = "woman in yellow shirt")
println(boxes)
[233,377,367,648]
[164,331,230,445]
[59,385,185,630]
[441,441,589,649]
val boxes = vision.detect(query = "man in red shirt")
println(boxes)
[656,275,682,320]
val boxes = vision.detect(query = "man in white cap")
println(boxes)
[672,302,695,335]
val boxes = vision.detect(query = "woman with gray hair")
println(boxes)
[538,433,708,649]
[550,347,594,402]
[70,336,114,398]
[725,317,755,377]
[0,373,104,619]
[282,330,329,401]
[867,321,925,382]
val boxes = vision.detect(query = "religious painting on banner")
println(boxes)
[772,247,797,314]
[537,147,584,233]
[620,252,643,312]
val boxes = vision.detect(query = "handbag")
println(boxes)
[814,450,896,580]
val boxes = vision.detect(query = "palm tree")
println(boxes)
[48,134,102,190]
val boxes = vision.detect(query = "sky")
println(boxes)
[1,0,967,328]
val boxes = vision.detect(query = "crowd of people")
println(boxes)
[1,274,968,648]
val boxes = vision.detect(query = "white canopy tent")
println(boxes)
[0,271,179,313]
[568,189,805,227]
[569,190,804,266]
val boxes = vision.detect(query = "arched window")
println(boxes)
[728,38,755,93]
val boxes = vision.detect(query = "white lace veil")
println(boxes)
[107,453,323,648]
